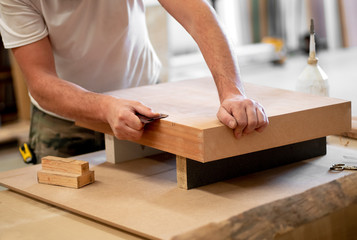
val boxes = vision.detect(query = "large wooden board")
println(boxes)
[1,145,357,240]
[0,191,142,240]
[77,78,351,162]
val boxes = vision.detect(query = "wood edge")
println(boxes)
[202,102,351,162]
[78,170,95,188]
[139,121,204,161]
[77,119,206,162]
[76,121,114,135]
[172,172,357,240]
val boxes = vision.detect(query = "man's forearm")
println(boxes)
[12,40,108,122]
[28,72,109,122]
[159,0,244,101]
[12,37,160,141]
[160,0,269,137]
[189,5,245,101]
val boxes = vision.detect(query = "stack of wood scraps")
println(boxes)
[37,156,95,188]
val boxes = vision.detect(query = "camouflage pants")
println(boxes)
[29,105,105,163]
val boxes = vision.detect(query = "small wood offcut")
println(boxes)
[37,156,95,188]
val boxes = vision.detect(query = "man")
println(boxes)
[0,0,268,162]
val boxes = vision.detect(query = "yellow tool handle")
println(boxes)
[19,143,35,164]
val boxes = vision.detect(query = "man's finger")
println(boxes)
[231,107,248,138]
[123,125,144,140]
[134,102,160,119]
[217,106,237,129]
[255,107,269,133]
[242,106,258,135]
[123,111,144,131]
[113,122,144,141]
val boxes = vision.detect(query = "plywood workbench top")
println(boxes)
[77,77,351,162]
[1,140,357,239]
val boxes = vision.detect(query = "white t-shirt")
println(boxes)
[0,0,161,118]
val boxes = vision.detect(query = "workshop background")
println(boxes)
[0,0,356,189]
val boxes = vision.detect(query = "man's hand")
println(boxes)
[104,96,160,141]
[217,95,269,138]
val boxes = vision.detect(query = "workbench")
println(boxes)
[1,48,357,239]
[1,136,357,239]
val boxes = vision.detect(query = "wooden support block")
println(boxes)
[38,156,94,188]
[105,134,162,164]
[37,170,95,189]
[176,137,326,189]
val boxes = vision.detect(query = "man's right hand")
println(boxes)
[12,37,160,142]
[103,96,160,141]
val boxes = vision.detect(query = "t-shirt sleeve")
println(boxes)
[0,0,48,49]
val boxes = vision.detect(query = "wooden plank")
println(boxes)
[76,78,351,162]
[177,137,326,189]
[0,144,356,240]
[37,170,95,189]
[1,190,356,240]
[41,156,89,175]
[0,190,143,240]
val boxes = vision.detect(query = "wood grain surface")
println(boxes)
[77,78,351,162]
[1,144,357,240]
[172,173,357,240]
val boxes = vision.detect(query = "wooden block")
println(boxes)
[105,134,162,164]
[38,156,94,188]
[41,156,89,175]
[177,137,326,189]
[37,170,95,189]
[76,78,351,163]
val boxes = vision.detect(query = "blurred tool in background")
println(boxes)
[296,19,329,97]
